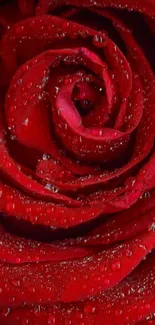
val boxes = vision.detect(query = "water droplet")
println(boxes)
[42,154,51,161]
[45,184,59,193]
[23,118,29,126]
[48,315,56,324]
[125,177,136,189]
[22,319,29,325]
[11,279,21,287]
[145,304,151,309]
[143,191,151,199]
[112,261,121,271]
[125,249,133,257]
[115,309,123,316]
[27,82,33,88]
[1,308,10,317]
[15,257,21,263]
[104,279,110,285]
[6,203,15,211]
[149,222,155,232]
[34,305,41,315]
[28,287,36,293]
[84,303,96,314]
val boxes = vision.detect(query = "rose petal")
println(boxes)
[1,252,155,324]
[0,232,154,308]
[0,224,96,264]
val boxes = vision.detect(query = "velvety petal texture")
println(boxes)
[0,0,155,324]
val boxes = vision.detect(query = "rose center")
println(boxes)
[72,80,104,118]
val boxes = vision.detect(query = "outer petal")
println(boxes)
[1,252,155,325]
[36,0,155,16]
[0,232,154,308]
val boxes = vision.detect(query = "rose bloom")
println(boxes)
[0,0,155,324]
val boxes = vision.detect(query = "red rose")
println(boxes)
[0,0,155,324]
